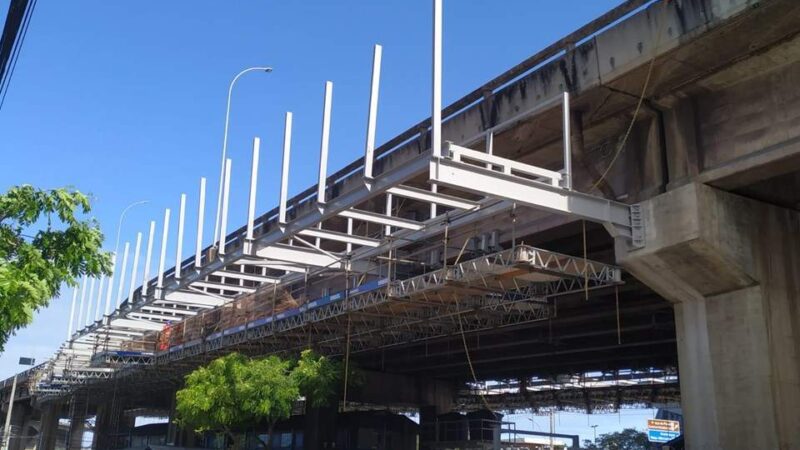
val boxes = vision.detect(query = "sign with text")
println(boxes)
[647,419,680,443]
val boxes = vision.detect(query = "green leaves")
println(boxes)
[175,351,343,448]
[0,185,111,351]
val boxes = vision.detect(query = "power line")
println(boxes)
[0,0,38,112]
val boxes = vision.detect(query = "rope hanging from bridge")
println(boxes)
[590,0,669,192]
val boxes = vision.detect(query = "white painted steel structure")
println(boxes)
[25,0,642,392]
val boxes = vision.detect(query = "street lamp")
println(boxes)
[591,424,598,442]
[101,200,148,320]
[212,66,273,249]
[2,357,35,450]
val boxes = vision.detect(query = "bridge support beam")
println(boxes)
[66,393,87,450]
[616,182,800,450]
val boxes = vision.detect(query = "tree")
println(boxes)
[175,350,343,449]
[0,185,111,350]
[582,428,650,450]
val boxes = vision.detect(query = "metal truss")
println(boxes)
[455,368,680,413]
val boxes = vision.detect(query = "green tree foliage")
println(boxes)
[582,428,650,450]
[0,185,111,350]
[175,350,344,449]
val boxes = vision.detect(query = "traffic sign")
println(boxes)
[647,419,680,432]
[648,429,680,443]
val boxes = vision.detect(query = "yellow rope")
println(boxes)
[454,295,495,415]
[590,0,669,191]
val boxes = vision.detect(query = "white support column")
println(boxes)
[67,286,78,339]
[113,241,130,312]
[317,81,333,206]
[430,184,438,219]
[142,221,156,297]
[76,276,88,329]
[364,44,382,182]
[175,194,187,279]
[432,0,442,158]
[94,275,105,321]
[279,112,293,225]
[346,218,354,254]
[219,159,232,253]
[385,193,393,236]
[103,252,117,317]
[485,130,494,169]
[85,277,96,325]
[157,208,171,290]
[195,177,206,268]
[562,91,572,190]
[247,137,261,240]
[126,233,143,306]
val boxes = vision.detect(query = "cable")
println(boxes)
[453,295,495,416]
[0,0,37,112]
[590,0,669,192]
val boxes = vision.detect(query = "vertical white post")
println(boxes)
[175,194,187,279]
[157,208,171,291]
[432,0,442,158]
[346,218,354,254]
[94,275,105,320]
[142,221,156,297]
[126,233,143,306]
[364,44,382,181]
[562,91,572,190]
[67,286,78,339]
[485,130,494,169]
[279,112,293,225]
[246,138,261,240]
[85,277,96,325]
[2,374,17,450]
[317,81,333,205]
[113,241,130,311]
[385,193,393,236]
[219,159,232,254]
[103,253,117,316]
[76,276,88,330]
[430,184,438,219]
[195,177,206,268]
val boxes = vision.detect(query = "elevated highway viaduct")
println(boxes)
[3,0,800,448]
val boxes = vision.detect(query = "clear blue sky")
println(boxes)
[0,0,658,440]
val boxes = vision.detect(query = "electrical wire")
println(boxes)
[589,0,669,192]
[0,0,37,112]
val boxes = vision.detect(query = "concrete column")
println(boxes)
[616,182,800,449]
[66,394,87,450]
[38,402,61,450]
[304,403,336,449]
[92,397,122,450]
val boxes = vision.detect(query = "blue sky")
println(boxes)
[0,0,660,440]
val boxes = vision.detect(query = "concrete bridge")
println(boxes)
[3,0,800,448]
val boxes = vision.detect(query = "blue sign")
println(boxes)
[648,429,680,443]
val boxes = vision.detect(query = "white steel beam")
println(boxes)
[157,208,171,289]
[195,177,206,268]
[140,306,198,316]
[104,253,116,316]
[432,0,442,159]
[212,270,279,284]
[318,81,333,205]
[430,148,633,238]
[175,194,187,279]
[338,209,424,231]
[126,232,143,306]
[279,112,293,225]
[237,258,308,273]
[94,275,105,321]
[85,277,96,326]
[247,137,260,240]
[67,286,78,339]
[297,228,380,248]
[364,44,382,182]
[160,291,225,307]
[117,243,130,306]
[190,280,256,294]
[127,311,182,322]
[219,159,232,254]
[387,185,479,211]
[562,91,572,190]
[255,244,343,268]
[108,318,165,332]
[141,221,156,297]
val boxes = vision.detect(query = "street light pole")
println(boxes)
[212,66,273,249]
[591,424,598,442]
[2,358,34,450]
[103,200,148,318]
